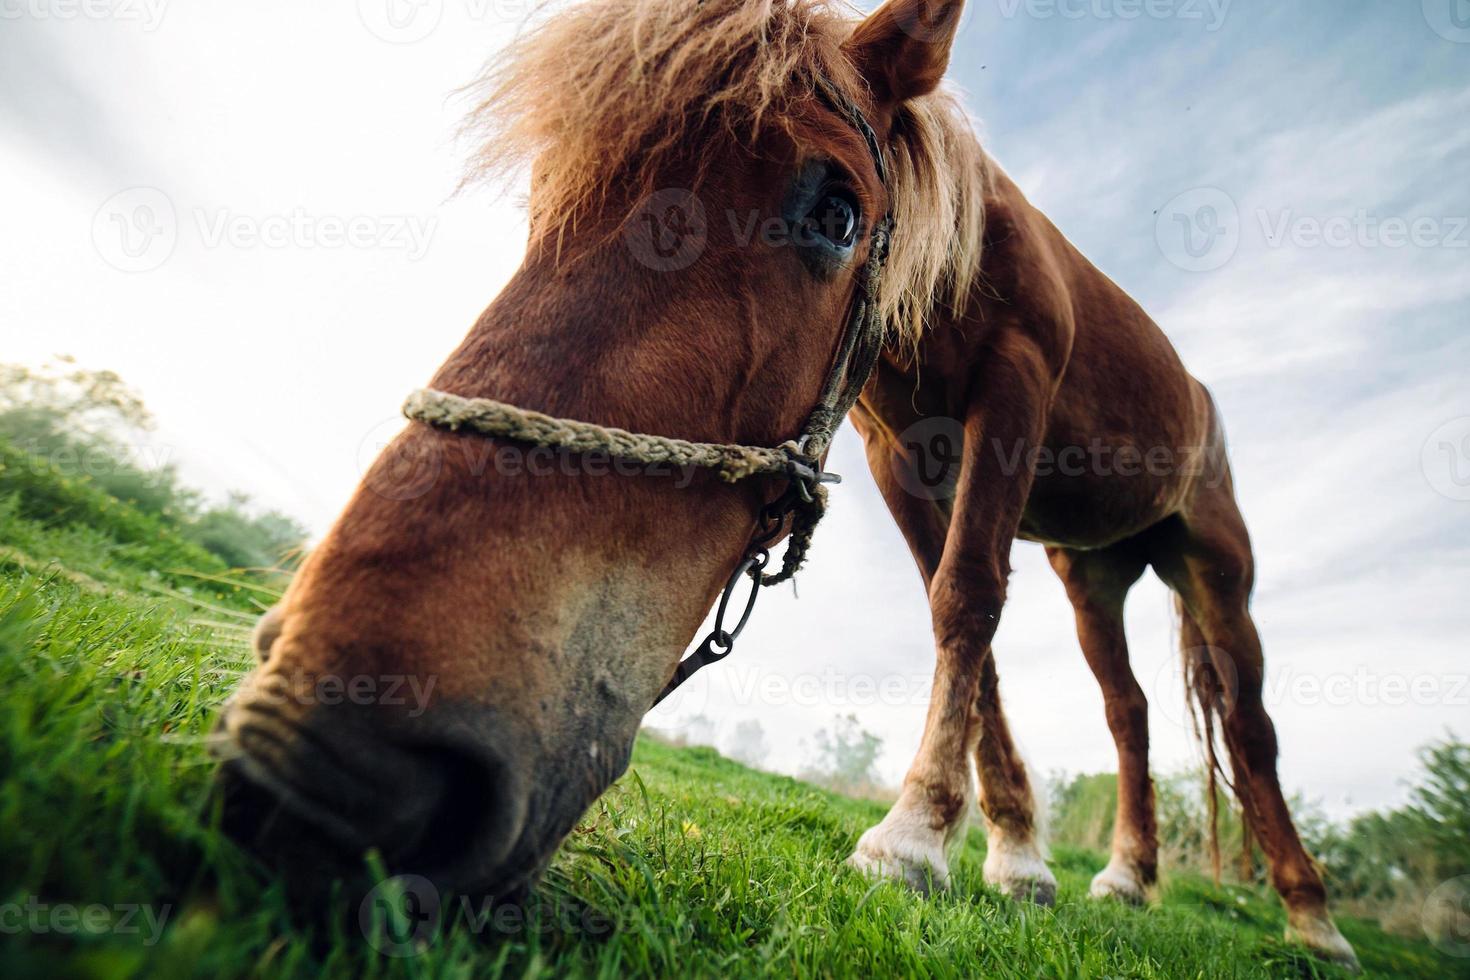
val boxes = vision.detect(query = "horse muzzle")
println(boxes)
[212,696,534,898]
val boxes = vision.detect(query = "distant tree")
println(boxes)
[188,492,308,570]
[0,357,192,517]
[0,358,307,569]
[0,356,153,432]
[1048,772,1117,853]
[679,714,719,749]
[1048,733,1470,941]
[801,714,884,796]
[724,719,770,768]
[1048,768,1248,879]
[1408,734,1470,877]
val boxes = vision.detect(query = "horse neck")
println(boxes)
[933,163,1209,451]
[935,162,1171,378]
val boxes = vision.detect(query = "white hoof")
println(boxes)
[1089,859,1150,905]
[847,823,950,894]
[1286,907,1360,973]
[983,838,1057,906]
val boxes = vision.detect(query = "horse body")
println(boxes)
[852,160,1355,963]
[215,0,1357,967]
[860,165,1213,551]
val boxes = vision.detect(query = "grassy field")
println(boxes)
[0,463,1465,978]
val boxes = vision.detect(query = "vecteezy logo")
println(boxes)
[359,874,441,957]
[624,189,708,272]
[1423,0,1470,43]
[891,417,965,501]
[92,187,177,273]
[1155,187,1240,272]
[1423,875,1470,957]
[358,417,443,501]
[358,0,443,43]
[1151,644,1240,732]
[1422,417,1470,502]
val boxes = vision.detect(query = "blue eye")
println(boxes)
[803,190,860,249]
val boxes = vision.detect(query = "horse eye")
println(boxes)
[804,190,859,249]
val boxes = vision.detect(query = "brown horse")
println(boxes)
[216,0,1357,967]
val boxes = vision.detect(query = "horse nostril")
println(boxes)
[394,744,502,870]
[213,706,529,890]
[379,723,530,881]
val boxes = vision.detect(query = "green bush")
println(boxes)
[184,495,305,571]
[0,358,307,573]
[0,436,224,575]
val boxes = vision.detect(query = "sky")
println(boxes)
[2,0,1467,820]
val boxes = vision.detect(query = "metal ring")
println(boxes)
[710,552,766,653]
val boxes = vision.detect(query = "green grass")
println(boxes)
[0,473,1464,978]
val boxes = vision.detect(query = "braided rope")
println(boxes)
[403,388,833,585]
[403,389,803,484]
[766,484,826,586]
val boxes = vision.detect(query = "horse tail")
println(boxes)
[1174,593,1240,885]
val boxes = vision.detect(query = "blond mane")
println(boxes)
[459,0,988,348]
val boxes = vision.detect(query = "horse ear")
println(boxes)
[843,0,965,106]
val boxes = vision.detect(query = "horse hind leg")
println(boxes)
[1151,483,1360,971]
[1047,540,1156,904]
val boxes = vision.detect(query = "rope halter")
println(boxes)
[403,74,894,706]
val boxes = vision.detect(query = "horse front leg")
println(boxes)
[846,638,982,893]
[971,647,1055,904]
[847,345,1053,902]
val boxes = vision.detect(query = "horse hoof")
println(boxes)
[1089,863,1150,905]
[1286,909,1361,974]
[993,874,1057,906]
[847,826,950,895]
[983,843,1057,906]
